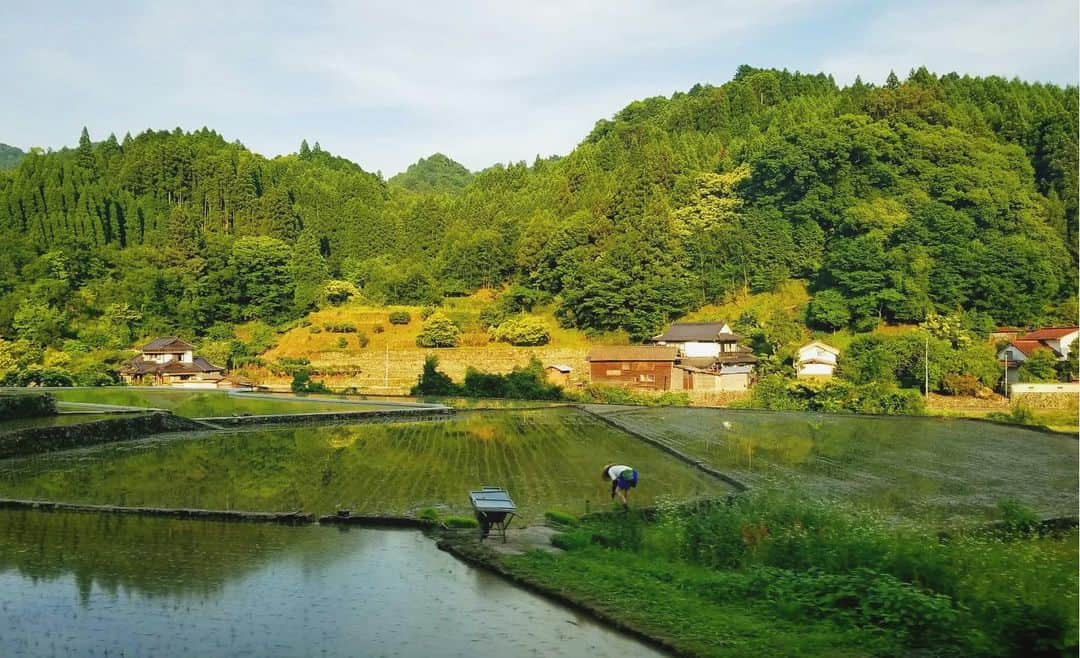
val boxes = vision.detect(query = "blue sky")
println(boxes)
[2,0,1077,175]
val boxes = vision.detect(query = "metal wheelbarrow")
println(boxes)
[468,487,517,543]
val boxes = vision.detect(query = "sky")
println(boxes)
[1,0,1077,175]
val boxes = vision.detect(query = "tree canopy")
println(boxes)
[0,67,1075,352]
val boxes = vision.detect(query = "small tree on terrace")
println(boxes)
[416,312,460,348]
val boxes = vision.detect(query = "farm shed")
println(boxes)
[586,346,678,391]
[545,364,573,387]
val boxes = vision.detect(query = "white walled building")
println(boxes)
[796,341,840,379]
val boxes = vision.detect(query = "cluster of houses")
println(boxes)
[583,322,838,393]
[125,323,1078,396]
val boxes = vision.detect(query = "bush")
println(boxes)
[411,356,461,396]
[941,373,981,396]
[416,313,460,348]
[356,332,369,348]
[417,507,440,522]
[490,316,551,346]
[372,324,384,334]
[1,365,75,387]
[746,375,924,416]
[322,280,360,305]
[544,511,580,527]
[309,325,322,334]
[388,311,411,325]
[336,337,348,349]
[443,516,479,529]
[323,322,358,333]
[291,368,331,393]
[567,384,691,407]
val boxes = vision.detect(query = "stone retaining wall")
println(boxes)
[0,411,206,458]
[198,406,455,427]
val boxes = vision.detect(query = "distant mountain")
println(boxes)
[389,153,472,193]
[0,143,25,170]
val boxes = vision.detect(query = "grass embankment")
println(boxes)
[47,388,403,418]
[503,493,1078,657]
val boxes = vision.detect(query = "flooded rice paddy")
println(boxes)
[588,405,1079,522]
[0,408,727,521]
[0,509,664,657]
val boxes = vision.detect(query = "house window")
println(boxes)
[638,374,655,383]
[605,369,622,376]
[1005,350,1015,361]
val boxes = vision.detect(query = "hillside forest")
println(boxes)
[0,66,1076,388]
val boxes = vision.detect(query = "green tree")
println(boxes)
[231,236,294,323]
[1017,349,1059,382]
[416,312,460,347]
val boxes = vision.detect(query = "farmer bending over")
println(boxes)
[602,463,638,506]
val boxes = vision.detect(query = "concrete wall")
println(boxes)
[0,412,205,458]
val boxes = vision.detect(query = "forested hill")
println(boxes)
[0,66,1076,353]
[389,153,473,193]
[0,143,25,170]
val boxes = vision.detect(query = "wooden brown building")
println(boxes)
[586,346,678,391]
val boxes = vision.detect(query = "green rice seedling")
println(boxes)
[443,516,479,528]
[544,510,579,527]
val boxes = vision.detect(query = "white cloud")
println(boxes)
[819,0,1079,85]
[1,1,1076,174]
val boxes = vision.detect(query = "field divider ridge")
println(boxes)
[573,405,749,492]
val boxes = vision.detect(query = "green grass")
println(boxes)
[585,406,1078,523]
[503,493,1079,657]
[0,408,726,520]
[42,387,407,418]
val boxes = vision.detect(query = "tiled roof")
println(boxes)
[587,346,679,362]
[799,341,840,355]
[1007,340,1058,358]
[652,323,742,343]
[122,355,224,374]
[1021,327,1079,340]
[139,336,195,352]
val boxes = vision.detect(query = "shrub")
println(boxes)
[443,515,479,528]
[941,373,981,396]
[309,325,322,334]
[322,280,360,305]
[291,368,331,393]
[416,313,460,348]
[490,316,551,346]
[336,337,348,349]
[417,507,440,522]
[356,332,369,348]
[323,321,358,333]
[372,324,384,334]
[1,365,75,387]
[544,511,579,527]
[420,305,437,320]
[388,311,411,325]
[567,384,691,407]
[410,355,461,396]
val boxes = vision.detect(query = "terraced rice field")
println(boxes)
[43,387,415,418]
[0,408,726,521]
[585,405,1079,523]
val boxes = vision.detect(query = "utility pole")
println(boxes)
[384,345,389,391]
[924,333,929,399]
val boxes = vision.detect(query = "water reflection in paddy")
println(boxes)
[0,509,663,657]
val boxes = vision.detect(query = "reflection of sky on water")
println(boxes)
[0,510,663,657]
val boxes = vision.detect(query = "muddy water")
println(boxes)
[0,509,664,657]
